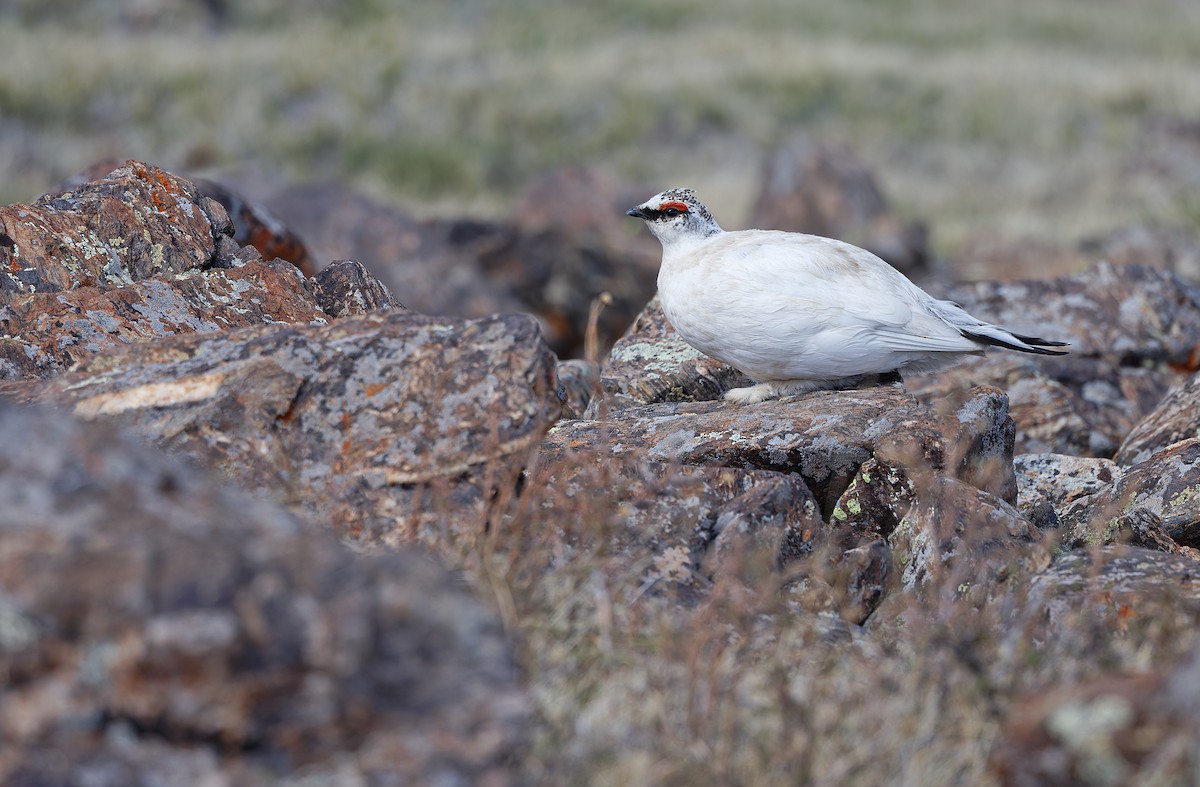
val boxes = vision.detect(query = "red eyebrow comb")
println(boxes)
[660,201,690,212]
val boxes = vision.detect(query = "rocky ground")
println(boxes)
[3,158,1200,784]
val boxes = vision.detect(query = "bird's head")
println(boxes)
[625,188,723,245]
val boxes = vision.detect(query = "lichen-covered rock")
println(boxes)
[523,452,823,598]
[1115,370,1200,466]
[1025,546,1200,627]
[0,401,527,785]
[598,295,754,405]
[910,262,1200,456]
[1061,438,1200,549]
[9,310,561,548]
[1013,453,1123,524]
[311,258,403,318]
[828,458,916,546]
[0,161,240,299]
[0,256,327,380]
[992,652,1200,787]
[544,385,988,516]
[888,474,1041,592]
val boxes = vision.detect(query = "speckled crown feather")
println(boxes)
[656,188,716,224]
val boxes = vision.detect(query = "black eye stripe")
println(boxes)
[643,207,682,220]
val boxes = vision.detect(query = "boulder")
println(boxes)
[311,258,404,317]
[544,384,1015,516]
[598,295,753,406]
[8,310,561,548]
[888,474,1041,592]
[0,161,240,300]
[1013,453,1123,526]
[1115,370,1200,466]
[1061,438,1200,550]
[0,401,527,785]
[522,453,824,600]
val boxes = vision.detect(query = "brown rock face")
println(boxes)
[9,310,561,548]
[0,161,239,299]
[0,401,527,785]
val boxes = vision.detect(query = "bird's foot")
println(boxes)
[724,380,824,404]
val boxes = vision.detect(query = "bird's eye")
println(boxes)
[663,207,680,217]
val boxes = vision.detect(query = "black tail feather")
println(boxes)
[961,329,1070,355]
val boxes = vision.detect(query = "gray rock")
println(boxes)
[1013,453,1123,524]
[1061,438,1200,549]
[910,262,1200,456]
[1116,370,1200,466]
[8,310,561,549]
[0,401,527,784]
[312,258,403,318]
[889,474,1041,591]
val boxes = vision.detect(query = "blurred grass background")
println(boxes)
[2,0,1200,256]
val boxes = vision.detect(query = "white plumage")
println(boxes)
[626,188,1068,404]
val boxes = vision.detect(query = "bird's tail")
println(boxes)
[930,298,1069,356]
[959,325,1069,356]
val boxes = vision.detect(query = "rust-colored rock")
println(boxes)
[195,177,319,276]
[0,161,238,300]
[9,310,561,548]
[0,256,327,380]
[0,401,527,785]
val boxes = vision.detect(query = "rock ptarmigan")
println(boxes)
[626,188,1068,404]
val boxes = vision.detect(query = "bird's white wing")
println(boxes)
[704,230,970,346]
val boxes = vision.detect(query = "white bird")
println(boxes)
[626,188,1068,404]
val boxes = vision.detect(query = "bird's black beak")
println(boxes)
[625,206,648,219]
